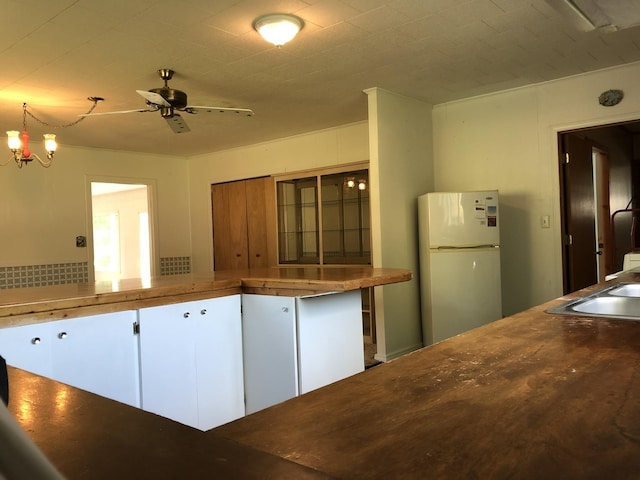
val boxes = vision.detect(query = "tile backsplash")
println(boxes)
[0,262,89,289]
[0,257,192,289]
[159,256,192,276]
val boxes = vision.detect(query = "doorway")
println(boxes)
[89,181,154,282]
[558,122,638,293]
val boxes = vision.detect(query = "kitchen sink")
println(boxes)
[547,283,640,320]
[608,283,640,297]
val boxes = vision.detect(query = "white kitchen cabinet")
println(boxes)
[296,290,364,394]
[48,312,140,407]
[0,311,140,407]
[0,322,53,379]
[242,290,364,414]
[241,294,298,415]
[138,294,244,431]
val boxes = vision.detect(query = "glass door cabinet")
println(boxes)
[276,168,370,265]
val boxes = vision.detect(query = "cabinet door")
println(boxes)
[49,311,140,407]
[138,301,199,428]
[297,290,364,394]
[139,295,244,430]
[241,294,298,414]
[245,177,277,268]
[0,323,52,378]
[212,181,249,270]
[195,295,244,430]
[276,177,320,264]
[212,177,277,271]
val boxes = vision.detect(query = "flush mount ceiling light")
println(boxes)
[253,14,304,47]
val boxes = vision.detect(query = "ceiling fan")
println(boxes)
[82,68,254,133]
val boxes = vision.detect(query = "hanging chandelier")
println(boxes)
[4,98,102,168]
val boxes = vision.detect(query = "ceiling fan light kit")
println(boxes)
[253,14,304,47]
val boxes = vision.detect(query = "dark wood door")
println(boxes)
[561,133,597,293]
[212,181,248,270]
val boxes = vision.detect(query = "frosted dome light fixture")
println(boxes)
[254,14,304,47]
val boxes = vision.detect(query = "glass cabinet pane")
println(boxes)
[276,168,370,266]
[321,169,371,265]
[277,177,319,264]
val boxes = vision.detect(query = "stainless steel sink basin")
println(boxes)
[608,283,640,297]
[547,283,640,320]
[572,297,640,316]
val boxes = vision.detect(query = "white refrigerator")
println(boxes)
[418,191,502,345]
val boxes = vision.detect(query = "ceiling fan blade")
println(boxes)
[183,106,254,116]
[164,114,190,134]
[136,89,171,107]
[79,108,156,117]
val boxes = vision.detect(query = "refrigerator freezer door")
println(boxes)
[422,191,499,247]
[424,248,502,344]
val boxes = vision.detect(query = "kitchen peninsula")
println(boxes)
[6,270,640,479]
[0,267,411,323]
[0,267,412,430]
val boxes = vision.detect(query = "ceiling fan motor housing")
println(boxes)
[149,87,188,110]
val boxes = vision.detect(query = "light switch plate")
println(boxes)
[541,215,550,228]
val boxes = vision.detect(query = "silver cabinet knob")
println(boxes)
[200,309,207,315]
[58,332,68,339]
[31,337,41,345]
[282,307,289,313]
[183,312,190,318]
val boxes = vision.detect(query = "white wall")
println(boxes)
[433,61,640,315]
[366,88,434,360]
[0,145,191,268]
[187,121,369,272]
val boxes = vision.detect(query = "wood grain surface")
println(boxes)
[6,271,640,479]
[216,274,640,479]
[0,267,411,326]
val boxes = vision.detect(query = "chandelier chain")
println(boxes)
[22,98,100,129]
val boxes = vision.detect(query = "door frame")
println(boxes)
[554,117,638,293]
[85,175,159,283]
[558,132,607,292]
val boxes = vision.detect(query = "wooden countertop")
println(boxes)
[8,272,640,479]
[6,367,330,480]
[0,267,411,327]
[217,272,640,479]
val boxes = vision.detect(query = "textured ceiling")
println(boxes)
[1,0,640,157]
